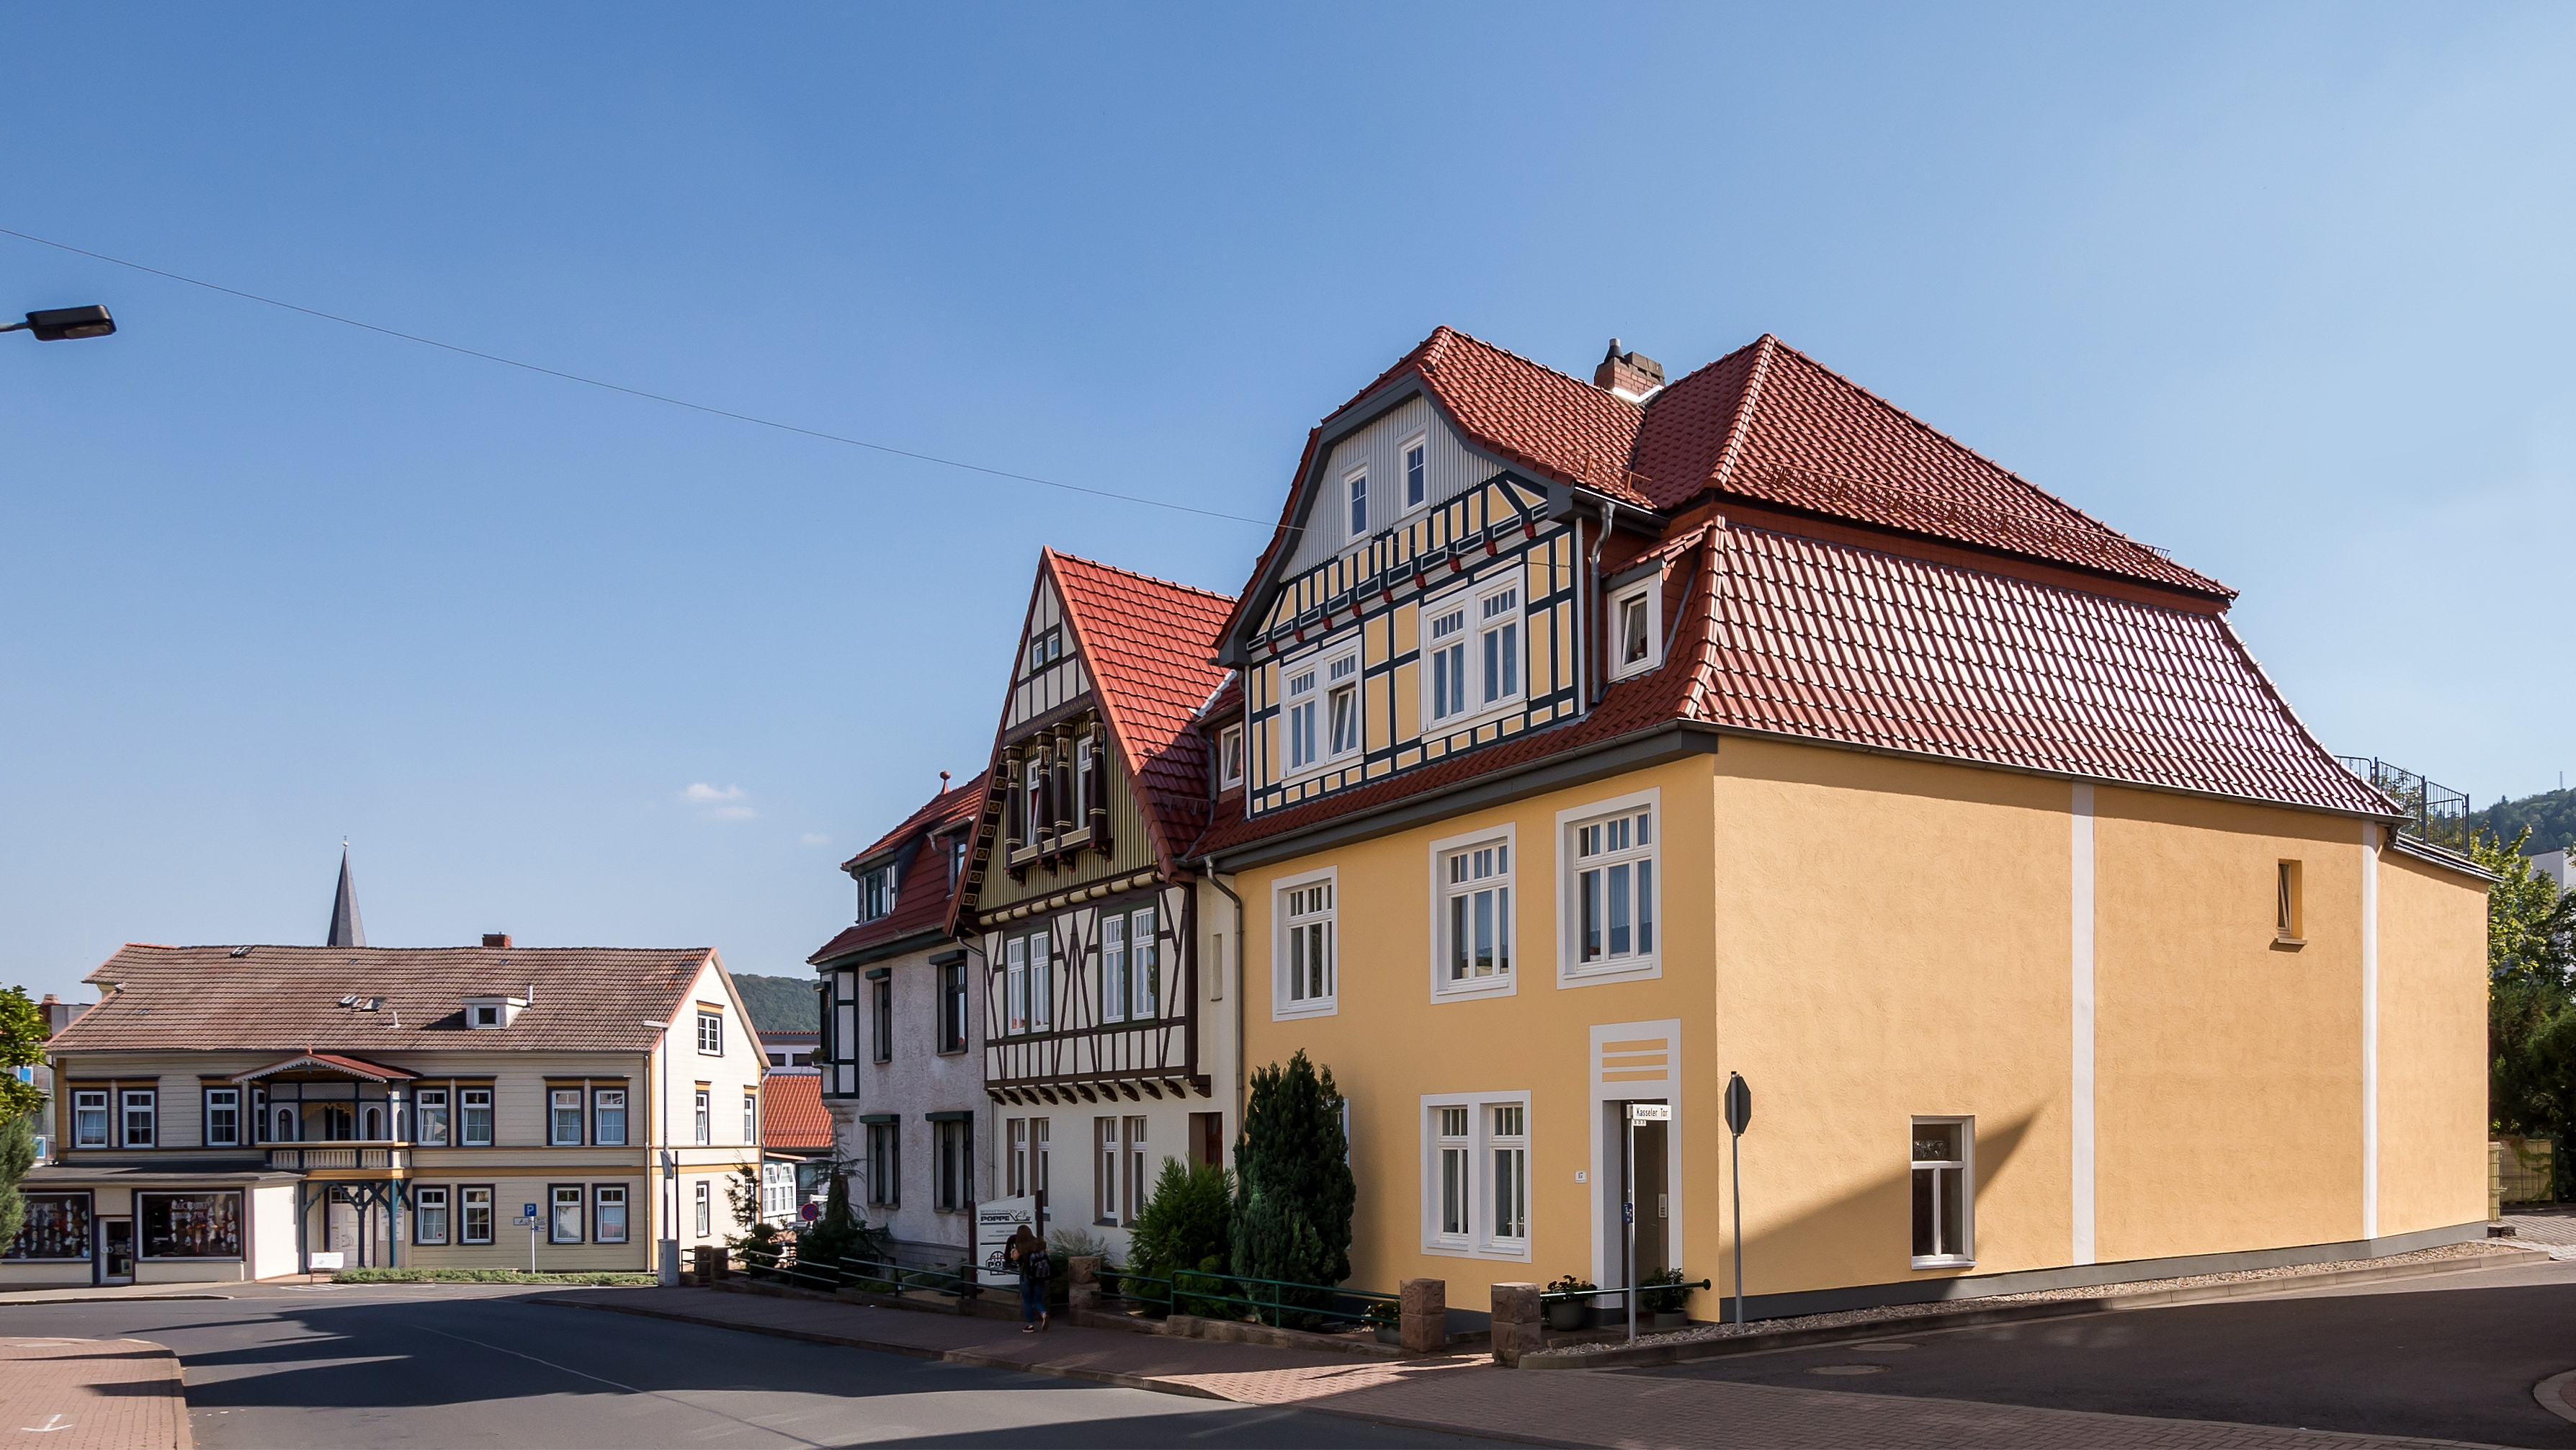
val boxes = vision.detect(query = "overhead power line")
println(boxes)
[0,225,1290,532]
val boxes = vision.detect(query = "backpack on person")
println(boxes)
[1028,1248,1052,1281]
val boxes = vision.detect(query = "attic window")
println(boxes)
[1027,626,1065,675]
[1220,725,1244,790]
[858,864,896,922]
[464,994,524,1029]
[1607,577,1663,681]
[473,1005,499,1028]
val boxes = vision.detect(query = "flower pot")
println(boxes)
[1545,1302,1587,1331]
[1374,1324,1403,1345]
[1651,1310,1687,1330]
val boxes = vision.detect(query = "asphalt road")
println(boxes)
[0,1284,1505,1449]
[1627,1253,2576,1448]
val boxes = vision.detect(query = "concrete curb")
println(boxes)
[2536,1369,2576,1426]
[0,1294,229,1307]
[1523,1251,2518,1371]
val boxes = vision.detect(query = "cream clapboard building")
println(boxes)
[4,939,766,1286]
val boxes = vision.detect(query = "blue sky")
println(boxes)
[5,4,2571,1002]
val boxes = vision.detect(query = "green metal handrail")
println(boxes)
[1094,1264,1396,1328]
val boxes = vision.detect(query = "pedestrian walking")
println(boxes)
[1006,1225,1051,1332]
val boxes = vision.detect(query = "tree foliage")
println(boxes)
[2479,828,2576,1198]
[2472,789,2576,858]
[1230,1050,1354,1315]
[0,988,43,1122]
[728,975,821,1034]
[1129,1155,1233,1314]
[726,1162,783,1275]
[793,1152,882,1280]
[0,1114,34,1250]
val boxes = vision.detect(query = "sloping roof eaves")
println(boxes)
[810,774,985,965]
[55,945,720,1055]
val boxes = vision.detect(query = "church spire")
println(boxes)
[326,841,366,949]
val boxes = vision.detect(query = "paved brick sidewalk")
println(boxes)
[0,1337,191,1450]
[546,1286,2499,1449]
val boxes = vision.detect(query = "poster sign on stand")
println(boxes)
[974,1195,1037,1289]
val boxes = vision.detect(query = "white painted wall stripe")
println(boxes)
[2361,822,2379,1243]
[2070,783,2096,1266]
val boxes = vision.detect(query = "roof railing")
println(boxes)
[2337,756,2471,854]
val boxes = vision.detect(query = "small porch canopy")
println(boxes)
[231,1052,417,1085]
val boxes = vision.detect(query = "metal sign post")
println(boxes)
[1625,1102,1671,1342]
[523,1202,540,1273]
[1723,1073,1752,1327]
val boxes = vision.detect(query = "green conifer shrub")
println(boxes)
[1229,1051,1355,1325]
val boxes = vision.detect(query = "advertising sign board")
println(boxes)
[974,1195,1038,1289]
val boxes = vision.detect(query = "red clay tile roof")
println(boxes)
[55,945,725,1054]
[1199,514,2384,857]
[760,1070,834,1150]
[1046,550,1236,874]
[1647,338,2227,597]
[810,773,987,966]
[1220,330,2226,661]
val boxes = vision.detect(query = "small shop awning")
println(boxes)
[231,1052,418,1085]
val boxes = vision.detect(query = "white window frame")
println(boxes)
[1027,931,1052,1031]
[1272,867,1339,1019]
[1421,573,1524,730]
[594,1184,628,1243]
[1004,935,1029,1035]
[1910,1115,1977,1268]
[1426,823,1518,1001]
[413,1186,450,1245]
[697,1011,724,1056]
[416,1088,450,1147]
[550,1088,584,1147]
[460,1088,494,1147]
[1130,905,1160,1020]
[1101,913,1130,1025]
[1417,1089,1533,1261]
[1345,463,1369,540]
[550,1183,585,1244]
[593,1088,627,1147]
[203,1088,241,1148]
[1606,576,1663,681]
[1401,433,1428,511]
[743,1090,758,1144]
[1325,653,1363,761]
[121,1088,156,1147]
[694,1179,712,1238]
[1282,641,1362,781]
[73,1089,108,1148]
[1220,723,1244,790]
[1556,787,1663,986]
[460,1186,494,1245]
[693,1088,711,1146]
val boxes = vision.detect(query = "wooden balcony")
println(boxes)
[267,1143,410,1171]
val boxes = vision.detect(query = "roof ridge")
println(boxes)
[1045,546,1238,605]
[1704,334,1779,496]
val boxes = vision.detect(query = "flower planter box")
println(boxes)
[1651,1310,1687,1330]
[1375,1325,1403,1346]
[1545,1302,1588,1331]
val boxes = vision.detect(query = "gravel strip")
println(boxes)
[1552,1240,2525,1356]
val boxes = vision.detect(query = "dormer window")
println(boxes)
[946,836,967,887]
[1220,724,1244,790]
[858,864,896,922]
[1607,577,1663,681]
[474,1005,499,1028]
[464,994,524,1029]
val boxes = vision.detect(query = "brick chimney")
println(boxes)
[481,933,512,949]
[1594,338,1665,402]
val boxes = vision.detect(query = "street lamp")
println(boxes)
[1,305,115,341]
[643,1016,679,1286]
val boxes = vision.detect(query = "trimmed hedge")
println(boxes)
[327,1268,656,1286]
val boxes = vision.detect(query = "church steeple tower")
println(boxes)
[326,841,366,948]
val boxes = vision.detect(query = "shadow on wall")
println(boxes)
[1719,1109,2039,1315]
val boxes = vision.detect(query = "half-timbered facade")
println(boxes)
[950,550,1237,1252]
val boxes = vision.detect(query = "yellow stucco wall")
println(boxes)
[2092,789,2368,1261]
[1233,739,2487,1315]
[2376,847,2490,1237]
